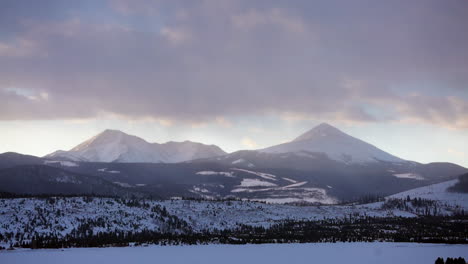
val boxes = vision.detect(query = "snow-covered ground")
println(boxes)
[0,197,188,247]
[0,197,416,247]
[43,160,79,167]
[393,173,424,180]
[0,180,466,247]
[389,180,468,210]
[1,243,466,264]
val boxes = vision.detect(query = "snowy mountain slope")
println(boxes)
[4,189,463,247]
[50,130,167,163]
[389,180,468,210]
[260,123,404,164]
[1,179,467,247]
[0,196,417,248]
[159,140,226,163]
[0,197,189,248]
[45,129,226,163]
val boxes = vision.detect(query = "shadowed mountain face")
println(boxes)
[45,129,226,163]
[1,150,466,204]
[0,165,140,197]
[0,152,44,169]
[1,123,467,204]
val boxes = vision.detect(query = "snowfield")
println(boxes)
[44,160,79,167]
[231,168,278,181]
[237,178,278,187]
[393,173,424,180]
[1,243,466,264]
[389,180,468,210]
[195,171,235,177]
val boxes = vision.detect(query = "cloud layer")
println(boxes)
[1,0,467,128]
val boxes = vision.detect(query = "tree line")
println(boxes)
[3,215,466,249]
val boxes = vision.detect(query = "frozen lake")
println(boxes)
[1,243,467,264]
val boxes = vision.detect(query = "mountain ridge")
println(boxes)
[45,129,226,163]
[0,151,467,204]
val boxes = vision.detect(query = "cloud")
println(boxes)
[241,137,258,149]
[0,38,42,57]
[161,26,192,45]
[0,0,467,129]
[231,8,306,34]
[215,117,233,128]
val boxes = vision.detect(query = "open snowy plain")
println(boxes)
[1,242,467,264]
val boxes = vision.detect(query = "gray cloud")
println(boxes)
[0,0,467,128]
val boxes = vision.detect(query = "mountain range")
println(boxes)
[0,123,466,204]
[46,123,407,164]
[46,129,226,163]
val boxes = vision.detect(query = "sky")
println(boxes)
[0,0,467,167]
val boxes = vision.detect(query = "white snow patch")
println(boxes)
[282,177,297,183]
[283,181,307,188]
[98,168,120,173]
[231,159,255,168]
[231,159,245,164]
[44,160,79,167]
[393,173,424,180]
[196,171,235,177]
[113,181,132,188]
[231,168,277,181]
[238,178,277,188]
[254,194,336,204]
[192,187,210,193]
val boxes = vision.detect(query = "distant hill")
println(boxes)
[0,152,44,169]
[0,165,141,197]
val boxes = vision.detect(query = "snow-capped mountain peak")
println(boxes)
[71,129,148,152]
[260,123,405,164]
[45,129,226,163]
[292,122,346,142]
